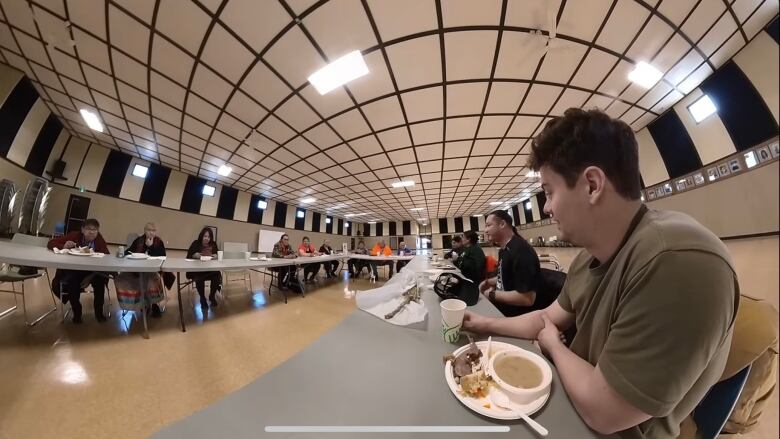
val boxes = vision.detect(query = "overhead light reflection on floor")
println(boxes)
[251,292,267,308]
[58,360,89,385]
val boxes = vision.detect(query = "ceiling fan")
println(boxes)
[519,0,574,60]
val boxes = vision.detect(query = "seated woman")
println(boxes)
[271,234,297,289]
[298,237,321,283]
[185,227,222,309]
[47,218,110,324]
[455,230,486,285]
[319,239,339,278]
[114,222,173,318]
[348,241,369,278]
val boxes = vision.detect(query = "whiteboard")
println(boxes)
[258,230,285,254]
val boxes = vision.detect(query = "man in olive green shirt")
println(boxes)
[463,108,738,438]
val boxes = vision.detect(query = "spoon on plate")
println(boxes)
[490,390,548,436]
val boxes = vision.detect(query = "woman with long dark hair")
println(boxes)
[186,227,222,309]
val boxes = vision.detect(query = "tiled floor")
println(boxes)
[0,240,777,439]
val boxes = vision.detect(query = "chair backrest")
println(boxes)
[693,365,752,439]
[126,233,139,249]
[11,233,49,247]
[223,242,248,253]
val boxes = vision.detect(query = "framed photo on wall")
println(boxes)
[685,176,695,187]
[718,163,730,177]
[707,167,720,181]
[728,159,742,173]
[655,187,665,197]
[647,189,656,200]
[757,146,772,162]
[770,141,779,158]
[675,180,687,191]
[663,183,673,194]
[693,173,705,185]
[744,150,759,168]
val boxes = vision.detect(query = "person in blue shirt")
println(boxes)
[395,241,413,272]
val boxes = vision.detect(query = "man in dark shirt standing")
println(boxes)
[480,210,551,317]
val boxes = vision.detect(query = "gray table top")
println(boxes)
[160,254,414,272]
[153,258,604,439]
[0,241,163,272]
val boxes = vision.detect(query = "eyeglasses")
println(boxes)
[84,227,98,232]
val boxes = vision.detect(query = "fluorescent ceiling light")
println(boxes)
[473,214,483,217]
[391,180,415,188]
[489,201,503,205]
[257,200,267,209]
[345,213,367,217]
[296,210,305,218]
[628,62,663,89]
[525,201,532,211]
[308,50,369,95]
[79,109,104,132]
[217,165,232,176]
[688,94,717,123]
[301,197,316,203]
[368,221,376,224]
[132,164,148,178]
[202,185,215,197]
[410,207,424,211]
[526,171,540,178]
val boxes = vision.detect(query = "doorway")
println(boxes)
[64,194,90,233]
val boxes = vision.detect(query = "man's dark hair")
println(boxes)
[83,218,100,229]
[302,236,310,242]
[464,230,479,244]
[487,210,519,236]
[452,235,462,243]
[528,108,641,200]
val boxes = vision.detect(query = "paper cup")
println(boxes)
[440,298,467,343]
[244,251,251,260]
[217,251,224,261]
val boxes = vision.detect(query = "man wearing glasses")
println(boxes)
[48,218,110,323]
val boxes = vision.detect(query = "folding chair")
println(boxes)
[693,365,752,439]
[0,234,57,326]
[221,242,253,299]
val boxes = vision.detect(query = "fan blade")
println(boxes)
[547,0,561,39]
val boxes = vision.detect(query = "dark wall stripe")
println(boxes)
[389,221,397,236]
[363,222,370,237]
[469,216,479,231]
[647,111,702,178]
[180,175,206,214]
[511,205,521,225]
[523,204,534,223]
[139,163,170,206]
[402,220,411,235]
[247,195,264,224]
[294,208,305,230]
[767,16,779,45]
[438,218,448,233]
[96,150,132,197]
[216,186,238,220]
[346,221,351,236]
[326,216,333,234]
[337,218,344,235]
[273,202,287,228]
[24,114,61,175]
[454,217,464,233]
[376,222,383,236]
[535,193,550,219]
[699,61,779,152]
[0,79,38,157]
[312,212,321,232]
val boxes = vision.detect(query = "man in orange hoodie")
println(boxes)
[370,239,393,279]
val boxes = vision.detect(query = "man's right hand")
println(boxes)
[462,311,491,333]
[63,241,77,249]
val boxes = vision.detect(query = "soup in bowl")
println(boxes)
[488,349,552,403]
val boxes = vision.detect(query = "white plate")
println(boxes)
[67,249,95,256]
[125,253,148,259]
[444,341,550,420]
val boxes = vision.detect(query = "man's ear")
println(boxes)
[582,166,607,204]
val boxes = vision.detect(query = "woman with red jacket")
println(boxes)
[47,218,110,324]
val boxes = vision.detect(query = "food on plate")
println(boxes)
[493,355,543,389]
[78,246,93,254]
[443,335,492,398]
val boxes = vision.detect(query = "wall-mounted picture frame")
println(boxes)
[728,159,742,173]
[693,173,705,185]
[770,141,779,158]
[718,163,730,177]
[744,150,759,168]
[757,146,771,162]
[707,167,720,181]
[685,176,695,187]
[675,180,687,191]
[656,187,665,197]
[647,189,656,200]
[663,183,673,194]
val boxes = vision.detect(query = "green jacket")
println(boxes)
[455,244,486,284]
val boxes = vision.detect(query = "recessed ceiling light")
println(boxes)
[202,185,215,197]
[345,213,366,217]
[368,221,376,224]
[410,207,424,211]
[391,180,415,188]
[489,201,503,205]
[132,164,148,178]
[217,165,232,176]
[79,109,104,132]
[688,94,717,123]
[628,62,663,89]
[473,214,483,217]
[308,50,369,95]
[301,197,316,203]
[257,200,267,209]
[525,201,532,211]
[526,170,540,178]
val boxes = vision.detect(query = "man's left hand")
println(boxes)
[537,313,566,356]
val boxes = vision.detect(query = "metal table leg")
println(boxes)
[177,272,186,332]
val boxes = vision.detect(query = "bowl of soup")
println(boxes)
[488,349,552,403]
